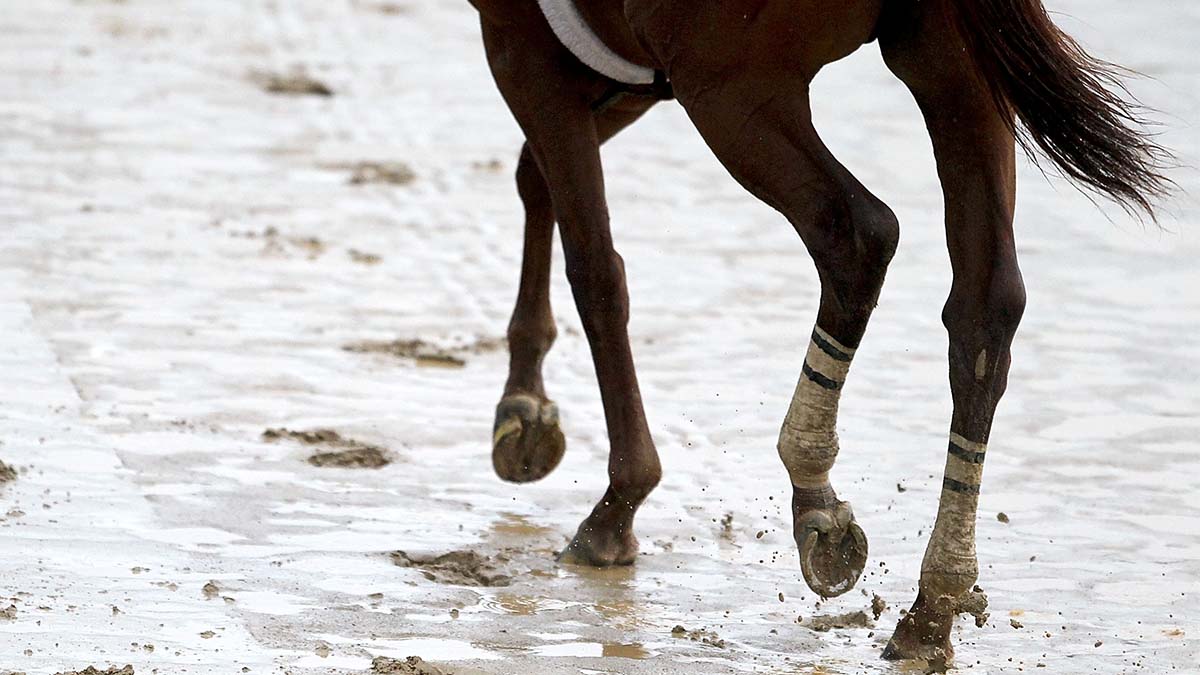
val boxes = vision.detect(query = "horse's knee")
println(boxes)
[804,192,899,296]
[942,259,1026,397]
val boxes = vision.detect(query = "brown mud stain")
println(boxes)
[53,668,134,675]
[344,336,505,369]
[602,643,650,658]
[371,656,447,675]
[718,512,735,540]
[671,624,727,648]
[349,249,383,265]
[201,581,221,599]
[354,1,412,16]
[392,550,512,587]
[346,161,417,186]
[262,428,392,469]
[255,70,333,97]
[800,611,873,632]
[0,459,15,484]
[1,604,16,621]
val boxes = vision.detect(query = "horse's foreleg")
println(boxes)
[482,16,661,566]
[881,3,1026,665]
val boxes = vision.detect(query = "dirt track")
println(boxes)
[0,0,1197,673]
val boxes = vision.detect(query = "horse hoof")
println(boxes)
[557,527,638,567]
[492,394,566,483]
[881,596,955,670]
[796,502,868,598]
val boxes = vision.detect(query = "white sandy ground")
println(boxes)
[0,0,1198,673]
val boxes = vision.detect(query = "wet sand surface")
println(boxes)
[0,1,1197,673]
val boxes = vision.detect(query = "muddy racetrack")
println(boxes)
[0,0,1197,673]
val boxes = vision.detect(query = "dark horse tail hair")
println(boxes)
[953,0,1172,219]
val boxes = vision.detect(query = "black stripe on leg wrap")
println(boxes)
[802,362,843,391]
[948,440,987,465]
[811,330,853,362]
[942,477,981,495]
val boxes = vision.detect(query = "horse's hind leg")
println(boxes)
[879,0,1025,665]
[494,101,653,483]
[481,11,661,565]
[655,59,898,596]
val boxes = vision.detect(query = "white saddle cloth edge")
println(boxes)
[536,0,656,85]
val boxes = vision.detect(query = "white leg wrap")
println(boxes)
[778,327,855,489]
[921,433,988,591]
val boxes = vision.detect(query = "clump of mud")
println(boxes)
[255,70,333,97]
[262,428,392,468]
[53,668,134,675]
[670,624,726,648]
[347,161,417,186]
[0,460,15,484]
[391,550,512,587]
[799,610,873,632]
[343,336,505,368]
[228,226,327,260]
[1,604,17,620]
[871,593,888,620]
[371,656,447,675]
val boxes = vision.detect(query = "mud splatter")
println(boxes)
[262,428,392,468]
[800,611,873,632]
[347,161,417,186]
[871,594,888,620]
[718,513,734,540]
[371,656,447,675]
[670,624,727,648]
[255,70,333,97]
[0,460,15,484]
[1,604,16,620]
[201,581,221,599]
[53,668,134,675]
[344,336,505,368]
[391,550,512,587]
[997,512,1010,524]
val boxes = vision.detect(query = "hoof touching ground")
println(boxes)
[558,522,639,567]
[492,394,566,483]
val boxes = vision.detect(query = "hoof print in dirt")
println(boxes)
[391,550,512,587]
[371,656,447,675]
[262,428,392,468]
[344,336,504,369]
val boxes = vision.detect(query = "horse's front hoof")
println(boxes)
[557,522,638,567]
[795,502,868,598]
[492,394,566,483]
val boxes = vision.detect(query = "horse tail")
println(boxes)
[952,0,1172,219]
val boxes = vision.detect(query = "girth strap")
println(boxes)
[536,0,667,90]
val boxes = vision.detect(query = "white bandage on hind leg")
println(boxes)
[921,432,989,593]
[778,327,856,489]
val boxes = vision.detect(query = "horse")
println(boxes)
[466,0,1170,664]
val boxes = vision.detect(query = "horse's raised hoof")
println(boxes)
[492,394,566,483]
[795,501,868,598]
[557,522,638,567]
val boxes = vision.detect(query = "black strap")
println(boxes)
[591,70,674,113]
